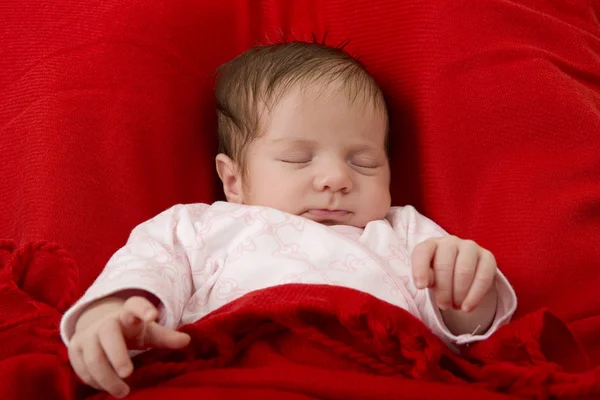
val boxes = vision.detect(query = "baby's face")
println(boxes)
[232,84,391,228]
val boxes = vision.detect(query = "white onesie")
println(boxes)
[60,202,517,349]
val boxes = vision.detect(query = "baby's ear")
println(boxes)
[215,154,244,203]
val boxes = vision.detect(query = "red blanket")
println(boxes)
[2,0,599,365]
[1,241,598,400]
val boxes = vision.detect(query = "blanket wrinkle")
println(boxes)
[122,284,599,399]
[1,242,600,399]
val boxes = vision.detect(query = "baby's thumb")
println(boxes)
[146,323,191,349]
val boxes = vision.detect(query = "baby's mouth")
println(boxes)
[306,209,349,222]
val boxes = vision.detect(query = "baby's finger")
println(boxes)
[452,241,478,309]
[411,239,438,289]
[83,338,130,399]
[462,250,496,312]
[122,296,158,323]
[433,239,458,311]
[146,322,191,349]
[98,319,134,379]
[68,343,101,390]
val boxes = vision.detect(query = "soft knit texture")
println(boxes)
[1,0,600,397]
[59,203,517,350]
[1,241,599,400]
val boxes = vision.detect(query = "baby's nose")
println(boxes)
[314,163,353,193]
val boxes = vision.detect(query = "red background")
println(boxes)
[1,0,599,364]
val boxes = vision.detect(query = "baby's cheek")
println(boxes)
[368,187,392,218]
[257,181,300,212]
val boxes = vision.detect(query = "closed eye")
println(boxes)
[279,158,312,164]
[351,161,379,169]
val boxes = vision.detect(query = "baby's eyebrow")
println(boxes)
[268,138,384,154]
[349,144,383,154]
[269,138,316,147]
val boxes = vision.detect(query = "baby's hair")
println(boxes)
[215,40,386,170]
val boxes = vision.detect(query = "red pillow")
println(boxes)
[1,0,599,363]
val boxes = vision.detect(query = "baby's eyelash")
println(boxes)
[279,159,311,164]
[351,161,378,169]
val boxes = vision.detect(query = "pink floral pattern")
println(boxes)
[61,202,517,349]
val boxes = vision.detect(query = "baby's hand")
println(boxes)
[411,236,497,313]
[67,296,190,398]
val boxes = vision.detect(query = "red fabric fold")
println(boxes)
[0,241,79,400]
[1,0,600,396]
[3,241,598,400]
[2,1,599,363]
[110,285,599,400]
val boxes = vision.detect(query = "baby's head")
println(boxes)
[215,42,391,228]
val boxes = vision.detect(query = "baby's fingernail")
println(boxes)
[438,302,450,311]
[118,366,132,378]
[415,278,426,288]
[144,310,155,320]
[462,304,472,313]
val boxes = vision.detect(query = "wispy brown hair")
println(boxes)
[215,41,386,169]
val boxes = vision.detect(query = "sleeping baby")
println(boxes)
[60,41,517,398]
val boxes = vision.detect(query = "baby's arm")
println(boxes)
[61,204,208,344]
[73,290,157,335]
[62,204,210,396]
[68,293,189,399]
[437,281,498,336]
[74,295,126,333]
[410,233,501,336]
[388,206,517,347]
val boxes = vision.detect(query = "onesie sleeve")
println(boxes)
[388,206,517,349]
[60,203,210,346]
